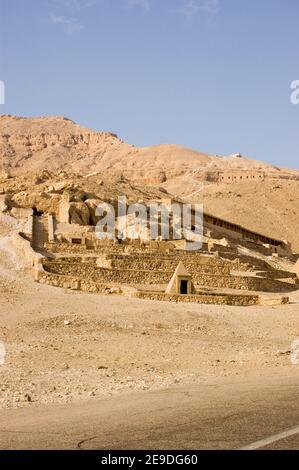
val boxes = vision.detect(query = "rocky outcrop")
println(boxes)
[85,199,103,225]
[10,207,32,219]
[69,202,91,226]
[2,114,296,184]
[0,194,9,212]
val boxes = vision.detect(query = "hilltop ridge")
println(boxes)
[1,115,297,186]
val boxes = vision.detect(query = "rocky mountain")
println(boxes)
[1,114,299,251]
[1,115,298,187]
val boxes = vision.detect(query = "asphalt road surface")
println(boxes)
[0,373,298,450]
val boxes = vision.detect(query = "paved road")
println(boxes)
[0,374,298,450]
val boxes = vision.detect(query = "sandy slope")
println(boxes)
[196,179,299,252]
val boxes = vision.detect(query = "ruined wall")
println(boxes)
[103,254,232,275]
[45,242,89,254]
[42,260,297,292]
[134,291,260,306]
[203,215,287,252]
[218,171,265,184]
[36,269,289,307]
[11,232,42,268]
[58,198,70,224]
[37,270,121,294]
[192,272,297,292]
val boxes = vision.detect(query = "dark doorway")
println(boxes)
[180,280,188,295]
[32,206,44,216]
[71,238,82,245]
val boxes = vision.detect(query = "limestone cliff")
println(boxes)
[1,114,297,187]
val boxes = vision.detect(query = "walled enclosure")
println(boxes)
[26,197,298,306]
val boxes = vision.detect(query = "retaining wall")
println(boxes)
[37,270,121,294]
[134,291,260,306]
[42,261,297,292]
[11,231,41,268]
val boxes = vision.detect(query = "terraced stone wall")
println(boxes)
[42,260,297,292]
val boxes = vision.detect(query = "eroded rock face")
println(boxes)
[2,114,294,187]
[69,202,90,226]
[0,195,8,212]
[0,167,168,230]
[11,191,60,215]
[140,171,167,186]
[0,115,125,175]
[0,170,10,180]
[85,199,103,225]
[10,207,32,219]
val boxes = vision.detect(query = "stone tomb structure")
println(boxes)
[165,262,196,295]
[218,170,265,184]
[25,199,299,307]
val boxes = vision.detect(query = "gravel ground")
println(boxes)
[0,215,299,410]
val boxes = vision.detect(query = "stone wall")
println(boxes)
[37,270,121,295]
[104,254,232,275]
[11,232,41,268]
[44,241,129,254]
[36,269,289,307]
[36,260,293,305]
[134,291,260,306]
[203,215,288,253]
[42,260,297,292]
[45,242,88,254]
[256,270,297,280]
[218,170,265,184]
[37,268,260,305]
[43,261,172,284]
[192,272,297,292]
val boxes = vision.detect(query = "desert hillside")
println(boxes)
[1,115,298,184]
[1,114,299,251]
[197,179,299,252]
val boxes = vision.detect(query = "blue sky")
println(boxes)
[0,0,298,168]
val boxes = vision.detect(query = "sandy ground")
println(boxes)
[0,215,299,411]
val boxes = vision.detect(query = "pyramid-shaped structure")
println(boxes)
[166,261,196,295]
[292,258,299,277]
